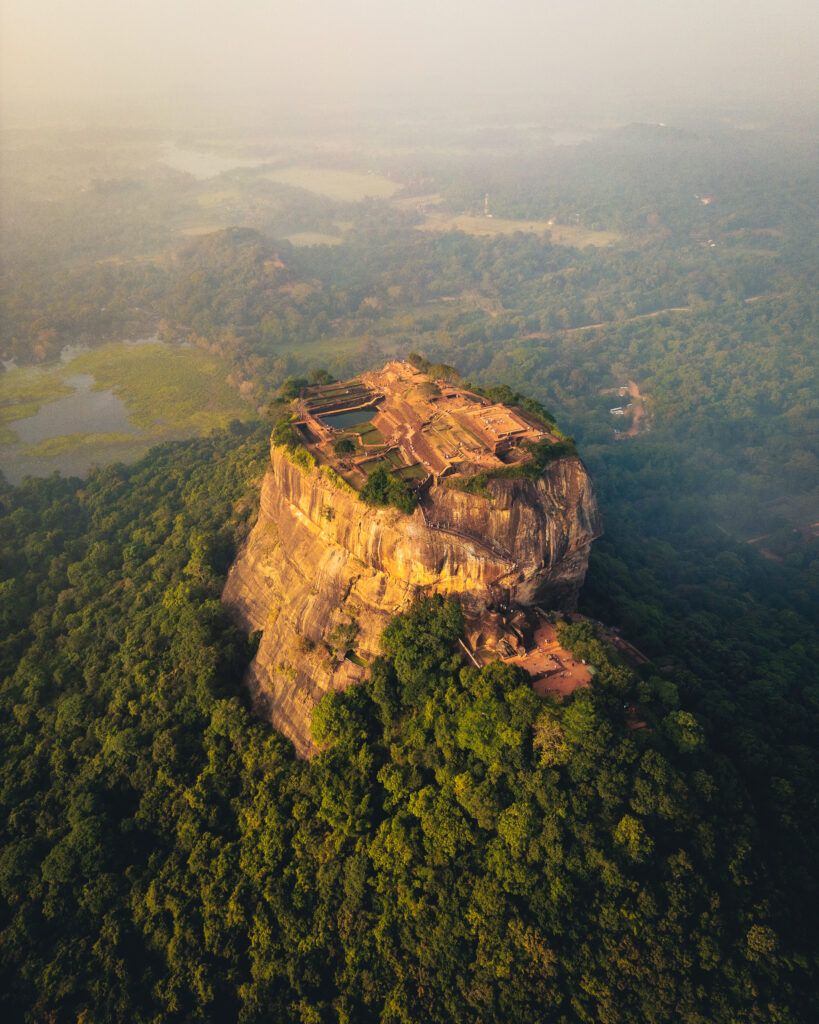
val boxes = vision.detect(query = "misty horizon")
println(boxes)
[2,0,818,129]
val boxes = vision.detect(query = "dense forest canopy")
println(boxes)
[0,431,817,1022]
[1,117,818,1020]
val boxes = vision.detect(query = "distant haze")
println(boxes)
[2,0,818,126]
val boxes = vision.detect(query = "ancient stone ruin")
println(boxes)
[223,362,601,755]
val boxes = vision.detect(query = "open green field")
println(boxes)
[391,192,444,210]
[24,432,146,458]
[285,231,343,247]
[265,166,400,202]
[0,342,254,481]
[418,213,620,247]
[69,342,252,435]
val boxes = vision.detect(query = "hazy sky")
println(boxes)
[2,0,818,124]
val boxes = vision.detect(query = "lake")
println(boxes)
[0,373,142,484]
[11,375,137,446]
[161,143,273,180]
[0,338,253,485]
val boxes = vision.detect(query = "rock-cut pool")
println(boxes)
[319,406,379,430]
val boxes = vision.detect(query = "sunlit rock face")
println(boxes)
[222,442,601,756]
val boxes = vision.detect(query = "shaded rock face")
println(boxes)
[222,444,601,756]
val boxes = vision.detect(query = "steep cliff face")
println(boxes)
[222,444,601,756]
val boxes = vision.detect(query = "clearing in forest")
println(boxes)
[504,621,593,699]
[418,212,620,247]
[264,166,400,201]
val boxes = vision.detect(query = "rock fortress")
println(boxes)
[223,360,602,755]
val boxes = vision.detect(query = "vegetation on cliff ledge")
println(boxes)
[359,463,418,513]
[450,437,578,497]
[270,409,316,472]
[0,428,817,1022]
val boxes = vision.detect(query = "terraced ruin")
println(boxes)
[224,360,601,755]
[293,360,557,492]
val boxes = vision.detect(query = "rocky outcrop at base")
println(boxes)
[222,443,601,756]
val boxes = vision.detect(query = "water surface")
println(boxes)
[11,375,137,445]
[319,406,379,429]
[0,373,142,485]
[161,143,271,180]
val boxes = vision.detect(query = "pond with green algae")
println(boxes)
[0,340,253,485]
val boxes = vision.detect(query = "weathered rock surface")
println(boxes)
[222,443,601,756]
